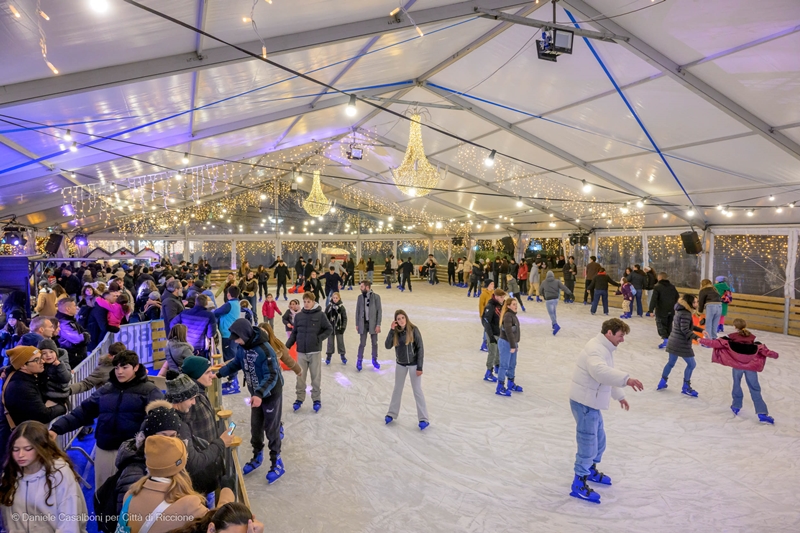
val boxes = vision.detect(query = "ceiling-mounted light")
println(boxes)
[89,0,109,14]
[182,153,189,165]
[716,204,723,211]
[606,218,612,224]
[549,222,556,228]
[69,142,78,152]
[776,206,783,214]
[790,203,796,208]
[484,149,496,167]
[636,199,644,208]
[345,95,357,117]
[63,130,73,142]
[746,209,754,217]
[769,195,775,202]
[389,7,401,17]
[687,208,695,217]
[435,221,442,229]
[581,180,591,193]
[9,5,20,18]
[259,193,267,200]
[516,199,523,208]
[662,212,668,219]
[620,207,629,214]
[39,10,49,20]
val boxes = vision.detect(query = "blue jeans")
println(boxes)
[497,338,518,383]
[634,291,643,316]
[222,337,238,381]
[590,290,608,314]
[732,369,768,414]
[705,304,722,340]
[570,399,605,477]
[545,299,558,325]
[662,354,696,382]
[367,271,374,283]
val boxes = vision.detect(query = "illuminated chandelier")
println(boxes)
[303,170,331,217]
[391,114,439,197]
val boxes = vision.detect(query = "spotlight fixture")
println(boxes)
[716,205,723,211]
[746,209,754,217]
[536,29,573,62]
[1,226,26,247]
[581,180,592,193]
[776,206,783,214]
[63,129,73,141]
[69,142,78,152]
[182,153,189,165]
[790,203,796,208]
[484,150,496,167]
[662,212,668,219]
[636,199,644,208]
[71,233,88,247]
[516,199,523,208]
[259,193,267,200]
[345,95,357,117]
[346,143,363,160]
[769,195,775,202]
[686,208,695,217]
[620,207,629,214]
[389,7,400,17]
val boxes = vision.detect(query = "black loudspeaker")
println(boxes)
[451,237,463,246]
[680,231,702,255]
[45,233,64,255]
[499,236,515,256]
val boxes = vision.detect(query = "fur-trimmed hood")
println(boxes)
[675,298,694,314]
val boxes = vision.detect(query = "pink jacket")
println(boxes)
[698,332,778,372]
[96,297,125,327]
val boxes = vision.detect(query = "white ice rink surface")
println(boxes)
[224,284,800,533]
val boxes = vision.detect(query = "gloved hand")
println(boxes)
[83,332,92,343]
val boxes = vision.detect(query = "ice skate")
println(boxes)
[587,464,612,485]
[570,475,601,504]
[242,451,263,475]
[495,380,512,396]
[483,369,497,382]
[266,457,285,484]
[293,401,302,411]
[758,414,774,424]
[657,378,668,390]
[313,400,321,412]
[553,324,561,336]
[507,380,523,392]
[681,381,699,397]
[419,421,430,431]
[385,415,393,424]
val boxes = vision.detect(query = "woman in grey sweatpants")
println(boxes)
[384,310,430,430]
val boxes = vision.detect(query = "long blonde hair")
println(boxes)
[129,469,199,504]
[499,297,516,325]
[258,322,287,355]
[391,310,416,347]
[700,279,713,289]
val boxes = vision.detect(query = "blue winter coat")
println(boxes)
[170,305,216,351]
[51,364,164,450]
[217,328,283,399]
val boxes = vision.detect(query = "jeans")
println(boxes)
[590,290,608,314]
[358,324,379,360]
[387,364,429,422]
[732,369,768,414]
[705,304,722,340]
[497,338,518,383]
[367,271,374,283]
[295,351,322,402]
[634,291,643,316]
[662,354,696,382]
[246,295,258,321]
[570,399,605,477]
[250,384,282,467]
[222,337,237,380]
[545,299,558,325]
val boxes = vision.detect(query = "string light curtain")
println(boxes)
[202,242,232,269]
[303,170,331,217]
[597,236,643,281]
[237,241,276,268]
[646,235,701,289]
[391,114,439,198]
[714,234,787,297]
[361,241,394,261]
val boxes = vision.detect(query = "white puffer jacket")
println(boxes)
[1,459,88,533]
[569,333,629,410]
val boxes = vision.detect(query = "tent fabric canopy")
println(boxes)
[0,0,798,235]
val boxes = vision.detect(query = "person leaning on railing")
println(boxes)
[69,342,126,395]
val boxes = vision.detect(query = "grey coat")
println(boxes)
[665,301,702,358]
[507,278,521,295]
[539,271,572,300]
[355,290,382,335]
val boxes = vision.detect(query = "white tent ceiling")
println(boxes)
[1,0,799,236]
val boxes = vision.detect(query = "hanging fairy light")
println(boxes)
[303,170,331,217]
[390,114,439,198]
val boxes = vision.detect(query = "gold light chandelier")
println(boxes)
[303,170,331,217]
[391,114,439,197]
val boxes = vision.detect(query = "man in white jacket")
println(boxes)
[568,318,643,504]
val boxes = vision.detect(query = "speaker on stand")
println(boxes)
[44,233,65,256]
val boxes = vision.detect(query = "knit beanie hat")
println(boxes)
[144,435,187,478]
[37,338,59,353]
[8,309,25,321]
[181,356,210,380]
[141,400,184,437]
[19,332,45,347]
[7,346,40,370]
[715,276,726,283]
[165,373,199,404]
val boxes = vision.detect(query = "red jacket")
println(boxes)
[261,300,282,320]
[698,332,778,372]
[517,263,528,281]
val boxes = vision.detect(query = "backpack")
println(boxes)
[721,290,733,304]
[630,286,637,296]
[95,468,125,533]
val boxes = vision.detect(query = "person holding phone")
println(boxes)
[384,310,429,430]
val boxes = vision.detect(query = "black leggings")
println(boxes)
[513,292,525,308]
[518,279,528,295]
[457,272,464,284]
[448,272,455,285]
[468,280,479,294]
[276,280,287,298]
[258,282,268,299]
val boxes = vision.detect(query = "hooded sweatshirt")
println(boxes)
[539,271,572,301]
[285,303,333,353]
[1,459,88,533]
[218,319,283,399]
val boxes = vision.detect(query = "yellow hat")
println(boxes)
[7,346,40,370]
[144,435,188,478]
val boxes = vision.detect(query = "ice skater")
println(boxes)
[568,319,643,504]
[658,294,704,397]
[539,270,573,335]
[713,276,733,333]
[699,319,778,424]
[286,291,333,412]
[648,272,679,349]
[481,288,507,382]
[355,280,382,371]
[505,274,526,312]
[324,292,348,365]
[495,297,522,396]
[384,310,429,430]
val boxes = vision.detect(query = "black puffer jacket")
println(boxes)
[286,304,333,353]
[51,365,164,450]
[648,279,679,316]
[482,298,502,341]
[666,300,703,358]
[113,438,146,513]
[384,326,424,370]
